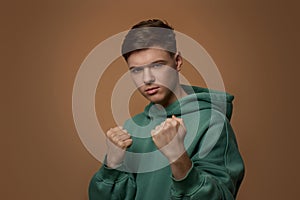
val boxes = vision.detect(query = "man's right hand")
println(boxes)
[105,126,132,169]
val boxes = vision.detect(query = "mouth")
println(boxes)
[145,86,160,95]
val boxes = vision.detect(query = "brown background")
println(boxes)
[1,0,299,199]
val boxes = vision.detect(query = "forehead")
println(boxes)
[127,48,172,67]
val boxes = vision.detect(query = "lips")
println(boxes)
[145,86,159,95]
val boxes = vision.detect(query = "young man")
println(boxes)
[89,19,245,199]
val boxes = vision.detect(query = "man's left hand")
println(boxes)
[151,115,187,163]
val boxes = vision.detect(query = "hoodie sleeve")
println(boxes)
[88,161,136,200]
[170,112,245,199]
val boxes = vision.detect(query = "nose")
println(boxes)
[143,67,155,85]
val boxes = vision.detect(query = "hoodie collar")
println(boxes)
[144,85,234,120]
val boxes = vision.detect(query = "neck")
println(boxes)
[161,84,188,108]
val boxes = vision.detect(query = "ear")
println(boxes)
[174,52,183,72]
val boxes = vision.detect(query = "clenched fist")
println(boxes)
[105,126,132,168]
[151,115,187,163]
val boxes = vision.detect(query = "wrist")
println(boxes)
[165,144,186,163]
[106,162,123,169]
[106,155,123,169]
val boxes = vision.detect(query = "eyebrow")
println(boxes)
[129,60,167,70]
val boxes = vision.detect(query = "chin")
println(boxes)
[145,95,163,104]
[149,97,169,107]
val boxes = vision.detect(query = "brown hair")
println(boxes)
[121,19,177,61]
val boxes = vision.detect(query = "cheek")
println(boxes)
[130,74,143,88]
[154,68,178,89]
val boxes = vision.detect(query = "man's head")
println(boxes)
[121,19,177,61]
[121,19,185,107]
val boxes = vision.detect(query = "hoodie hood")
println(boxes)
[144,85,234,121]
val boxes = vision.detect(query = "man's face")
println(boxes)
[127,48,183,107]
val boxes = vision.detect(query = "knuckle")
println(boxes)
[110,132,116,139]
[164,123,171,128]
[171,118,177,124]
[111,126,118,131]
[113,126,122,132]
[112,135,119,142]
[151,136,157,142]
[165,120,171,124]
[118,141,125,148]
[106,129,112,136]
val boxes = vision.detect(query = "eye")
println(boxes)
[152,63,164,69]
[130,67,143,74]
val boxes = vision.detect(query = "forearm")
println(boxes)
[89,164,136,200]
[170,151,192,180]
[171,166,235,200]
[170,118,245,199]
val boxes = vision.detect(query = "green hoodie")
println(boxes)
[89,85,245,200]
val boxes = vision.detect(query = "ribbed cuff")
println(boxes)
[171,163,202,195]
[96,164,128,184]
